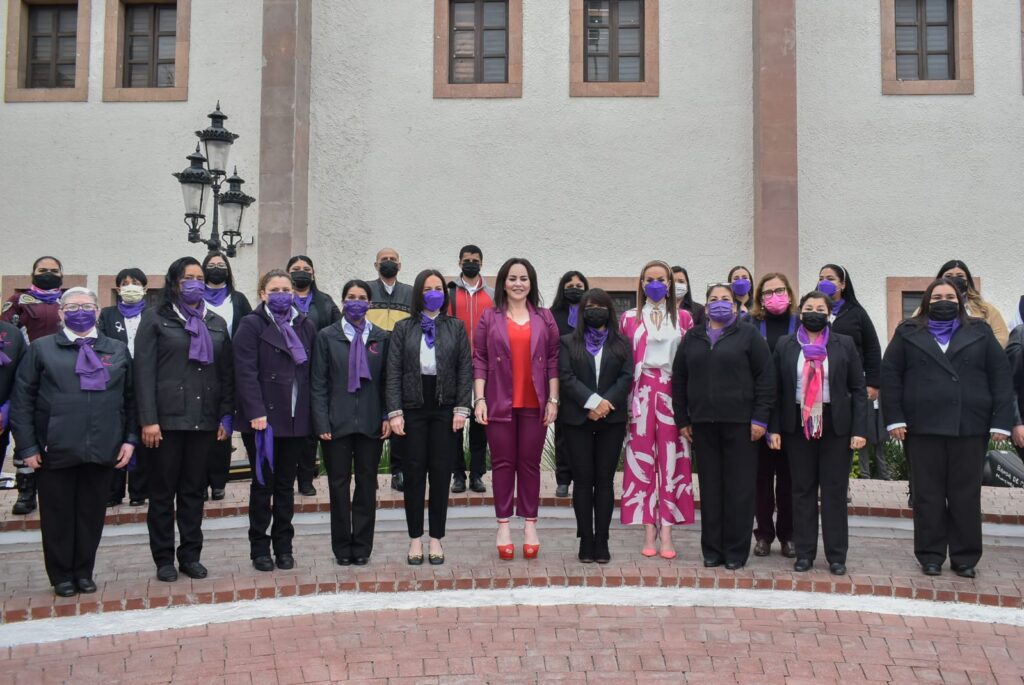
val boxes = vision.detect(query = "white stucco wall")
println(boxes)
[308,0,754,301]
[797,0,1024,339]
[0,0,263,296]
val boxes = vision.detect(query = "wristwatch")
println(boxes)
[547,397,560,406]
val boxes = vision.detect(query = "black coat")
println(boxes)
[881,320,1014,437]
[302,290,342,332]
[385,315,472,412]
[1006,325,1024,424]
[310,321,389,438]
[831,301,882,389]
[671,320,775,427]
[551,306,578,337]
[133,304,234,432]
[769,331,868,437]
[11,333,136,468]
[557,333,632,425]
[233,305,317,437]
[0,320,27,407]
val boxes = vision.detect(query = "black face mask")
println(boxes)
[290,271,313,290]
[583,308,609,328]
[204,266,228,285]
[802,312,829,332]
[461,262,481,279]
[563,288,585,304]
[929,300,959,321]
[32,272,62,290]
[948,276,969,296]
[379,261,399,279]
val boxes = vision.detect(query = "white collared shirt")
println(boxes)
[584,346,604,410]
[123,313,142,357]
[205,293,234,337]
[420,311,439,375]
[342,318,372,343]
[641,302,680,371]
[63,327,98,342]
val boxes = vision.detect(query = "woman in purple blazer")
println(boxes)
[473,258,560,560]
[233,269,317,573]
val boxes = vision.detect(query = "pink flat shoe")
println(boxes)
[660,549,677,560]
[641,548,657,557]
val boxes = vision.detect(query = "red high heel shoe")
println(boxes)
[523,518,540,559]
[497,519,514,560]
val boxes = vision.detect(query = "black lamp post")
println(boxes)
[173,102,255,257]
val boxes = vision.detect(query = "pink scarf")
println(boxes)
[797,325,828,440]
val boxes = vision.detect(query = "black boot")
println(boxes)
[12,472,37,515]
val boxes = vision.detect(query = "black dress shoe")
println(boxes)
[829,562,847,576]
[428,553,444,566]
[407,554,423,566]
[179,561,208,579]
[253,556,274,572]
[298,483,316,497]
[451,475,467,494]
[724,561,745,570]
[129,498,146,507]
[336,557,352,566]
[156,565,178,582]
[781,541,797,558]
[469,476,486,493]
[578,539,595,563]
[794,558,813,572]
[953,565,976,579]
[211,488,226,501]
[703,558,724,568]
[276,554,295,570]
[54,581,77,597]
[76,578,97,594]
[555,484,570,498]
[594,540,611,564]
[753,540,770,557]
[922,563,942,576]
[353,557,369,566]
[391,473,404,492]
[106,498,122,508]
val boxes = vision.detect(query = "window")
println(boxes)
[570,0,658,97]
[26,4,78,88]
[880,0,973,95]
[122,3,177,88]
[102,0,190,102]
[449,0,507,84]
[4,0,91,102]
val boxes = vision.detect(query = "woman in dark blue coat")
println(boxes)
[234,270,317,572]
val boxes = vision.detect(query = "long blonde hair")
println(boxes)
[635,260,678,327]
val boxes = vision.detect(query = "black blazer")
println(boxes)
[1006,325,1024,424]
[551,306,578,337]
[831,301,882,389]
[557,333,632,425]
[303,290,342,332]
[769,332,868,438]
[671,320,775,427]
[310,322,389,438]
[881,320,1014,438]
[385,315,472,413]
[133,304,235,432]
[0,320,27,407]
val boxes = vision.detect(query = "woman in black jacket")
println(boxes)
[311,279,390,566]
[387,269,473,566]
[11,288,135,596]
[671,283,774,569]
[0,318,27,488]
[549,271,589,499]
[882,278,1014,578]
[558,289,632,563]
[134,257,234,583]
[768,290,868,576]
[234,269,317,572]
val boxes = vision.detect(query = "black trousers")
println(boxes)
[37,463,114,585]
[403,377,453,539]
[247,435,305,559]
[858,404,892,480]
[296,437,319,489]
[207,438,232,491]
[147,430,217,567]
[754,440,792,545]
[322,434,381,559]
[553,421,573,487]
[785,409,852,564]
[110,445,149,502]
[452,415,488,479]
[906,434,987,569]
[563,420,625,541]
[388,435,404,475]
[692,422,758,565]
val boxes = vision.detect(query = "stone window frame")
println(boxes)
[102,0,190,102]
[885,275,984,340]
[433,0,522,98]
[570,0,658,97]
[4,0,92,103]
[880,0,974,95]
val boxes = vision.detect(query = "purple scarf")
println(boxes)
[203,285,230,307]
[177,301,214,365]
[927,318,960,345]
[118,300,145,319]
[347,317,372,393]
[0,330,11,366]
[293,293,313,315]
[270,307,307,365]
[254,424,276,486]
[796,325,829,439]
[0,401,8,431]
[567,304,579,329]
[421,313,437,348]
[707,316,737,346]
[74,338,110,391]
[584,326,608,356]
[758,313,798,339]
[832,298,846,316]
[29,286,61,304]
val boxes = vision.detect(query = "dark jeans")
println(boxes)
[37,463,113,585]
[247,435,305,559]
[754,440,792,544]
[452,415,488,480]
[322,434,382,559]
[147,430,217,567]
[692,422,758,565]
[563,420,625,541]
[110,445,149,502]
[553,421,573,487]
[296,437,319,489]
[402,377,454,539]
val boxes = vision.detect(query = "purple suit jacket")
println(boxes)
[473,305,560,423]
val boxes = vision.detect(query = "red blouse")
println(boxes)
[508,319,539,409]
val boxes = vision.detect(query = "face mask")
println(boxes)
[119,284,145,304]
[764,293,790,316]
[644,280,668,303]
[32,272,62,290]
[674,283,688,299]
[707,300,735,323]
[204,266,228,285]
[179,279,205,306]
[563,288,584,304]
[929,299,959,322]
[423,290,445,312]
[63,309,97,333]
[290,271,313,290]
[817,279,838,297]
[583,308,610,328]
[266,291,293,315]
[379,261,399,279]
[802,312,829,332]
[344,299,370,320]
[731,278,752,297]
[948,276,968,296]
[461,262,481,279]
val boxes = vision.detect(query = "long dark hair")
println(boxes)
[935,259,994,318]
[935,259,976,291]
[551,270,589,311]
[493,257,541,310]
[571,289,630,362]
[671,265,695,309]
[287,255,320,292]
[410,269,449,319]
[32,256,63,273]
[202,250,236,291]
[907,278,970,328]
[161,256,202,306]
[819,263,861,308]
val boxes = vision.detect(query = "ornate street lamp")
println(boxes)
[218,168,255,257]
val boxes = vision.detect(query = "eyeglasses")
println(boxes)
[761,287,788,297]
[62,304,98,313]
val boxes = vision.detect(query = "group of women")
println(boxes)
[0,253,1016,597]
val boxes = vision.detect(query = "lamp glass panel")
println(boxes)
[181,181,208,215]
[218,201,243,235]
[204,139,232,174]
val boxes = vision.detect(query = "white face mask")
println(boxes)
[119,284,145,304]
[674,283,688,299]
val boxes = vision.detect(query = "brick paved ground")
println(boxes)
[2,604,1023,684]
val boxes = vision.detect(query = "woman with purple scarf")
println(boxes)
[882,278,1014,579]
[767,290,868,576]
[548,271,589,500]
[10,288,136,597]
[134,257,234,583]
[234,270,316,572]
[311,279,390,566]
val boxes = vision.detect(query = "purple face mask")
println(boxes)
[180,279,205,306]
[644,280,668,303]
[731,278,752,297]
[344,299,370,320]
[817,279,839,297]
[63,308,97,333]
[423,289,446,313]
[266,291,293,315]
[707,300,735,323]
